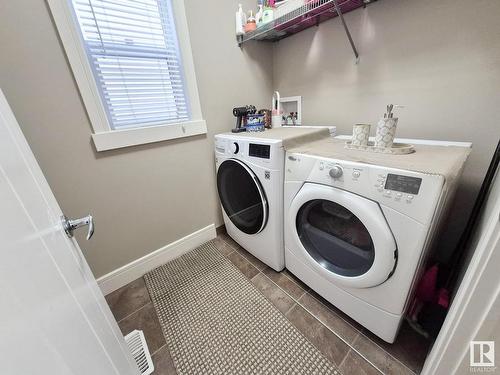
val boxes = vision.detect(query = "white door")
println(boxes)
[288,183,397,288]
[0,90,139,375]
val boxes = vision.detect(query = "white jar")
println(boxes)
[351,124,371,146]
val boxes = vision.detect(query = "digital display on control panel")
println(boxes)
[384,174,422,194]
[249,143,270,159]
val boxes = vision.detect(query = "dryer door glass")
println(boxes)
[217,159,268,235]
[296,199,375,277]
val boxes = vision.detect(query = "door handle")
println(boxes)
[61,215,94,240]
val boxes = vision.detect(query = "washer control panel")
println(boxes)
[285,153,445,225]
[328,165,343,179]
[384,173,422,194]
[375,173,419,203]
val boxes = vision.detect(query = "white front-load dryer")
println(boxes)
[284,153,448,343]
[214,128,334,271]
[215,134,285,271]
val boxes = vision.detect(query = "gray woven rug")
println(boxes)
[144,241,340,375]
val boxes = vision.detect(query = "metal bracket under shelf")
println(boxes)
[332,0,360,63]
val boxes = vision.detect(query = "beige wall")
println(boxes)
[273,0,500,262]
[0,0,272,278]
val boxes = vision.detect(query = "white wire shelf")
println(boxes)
[237,0,375,62]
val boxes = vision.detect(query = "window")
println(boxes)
[72,0,190,130]
[48,0,206,151]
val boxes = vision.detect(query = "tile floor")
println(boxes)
[105,233,431,375]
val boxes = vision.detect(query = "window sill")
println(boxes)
[91,120,207,152]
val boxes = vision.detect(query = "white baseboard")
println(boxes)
[98,224,216,295]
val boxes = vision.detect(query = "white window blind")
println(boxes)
[70,0,190,130]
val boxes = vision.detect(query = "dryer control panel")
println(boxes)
[285,153,445,225]
[249,143,271,159]
[214,134,284,171]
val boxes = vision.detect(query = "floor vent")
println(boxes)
[125,330,154,375]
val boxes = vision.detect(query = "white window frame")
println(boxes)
[47,0,206,151]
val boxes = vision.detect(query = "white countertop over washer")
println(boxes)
[288,136,471,188]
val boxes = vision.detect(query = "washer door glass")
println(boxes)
[296,199,375,277]
[217,159,268,235]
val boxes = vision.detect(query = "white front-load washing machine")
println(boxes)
[284,143,469,343]
[215,128,332,271]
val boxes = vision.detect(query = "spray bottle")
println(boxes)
[256,2,264,26]
[235,4,246,36]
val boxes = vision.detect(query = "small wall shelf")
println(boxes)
[280,96,302,125]
[238,0,371,62]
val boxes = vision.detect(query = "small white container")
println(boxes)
[271,115,282,128]
[374,118,398,148]
[351,124,371,146]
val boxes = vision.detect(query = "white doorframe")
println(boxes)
[422,166,500,374]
